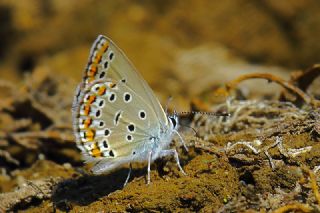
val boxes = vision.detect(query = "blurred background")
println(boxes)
[0,0,319,108]
[0,1,320,210]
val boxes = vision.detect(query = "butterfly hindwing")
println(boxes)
[73,78,162,172]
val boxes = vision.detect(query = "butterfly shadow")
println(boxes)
[51,167,137,211]
[51,146,193,211]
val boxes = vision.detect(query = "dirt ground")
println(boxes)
[0,1,320,212]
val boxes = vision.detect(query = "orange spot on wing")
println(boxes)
[83,104,91,115]
[87,77,95,83]
[83,118,92,128]
[91,148,102,157]
[85,41,110,83]
[102,42,109,52]
[87,65,97,77]
[97,86,106,95]
[87,95,96,104]
[93,41,109,64]
[86,129,95,141]
[95,54,102,64]
[92,51,102,64]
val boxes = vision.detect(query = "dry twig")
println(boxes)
[214,72,318,107]
[225,137,312,170]
[273,203,313,213]
[0,149,19,165]
[289,64,320,93]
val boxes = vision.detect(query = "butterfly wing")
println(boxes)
[81,35,167,125]
[72,35,169,174]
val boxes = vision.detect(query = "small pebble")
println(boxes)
[38,153,45,160]
[63,163,72,169]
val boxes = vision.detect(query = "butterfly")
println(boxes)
[72,35,187,184]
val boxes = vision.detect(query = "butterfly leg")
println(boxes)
[123,163,132,187]
[173,130,188,152]
[159,149,187,175]
[147,151,152,184]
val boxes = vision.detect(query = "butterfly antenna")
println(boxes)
[177,111,230,117]
[176,111,229,142]
[165,96,173,115]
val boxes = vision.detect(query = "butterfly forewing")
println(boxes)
[82,35,167,125]
[72,36,172,173]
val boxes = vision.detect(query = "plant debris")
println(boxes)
[0,65,319,212]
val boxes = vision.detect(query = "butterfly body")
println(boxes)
[72,35,185,183]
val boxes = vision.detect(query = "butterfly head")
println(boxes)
[167,111,179,131]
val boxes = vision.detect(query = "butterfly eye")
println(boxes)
[169,116,177,128]
[138,110,146,120]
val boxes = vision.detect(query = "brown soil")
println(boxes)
[0,1,320,212]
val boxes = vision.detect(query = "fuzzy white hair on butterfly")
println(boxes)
[72,35,188,185]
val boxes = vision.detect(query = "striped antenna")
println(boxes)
[176,111,230,117]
